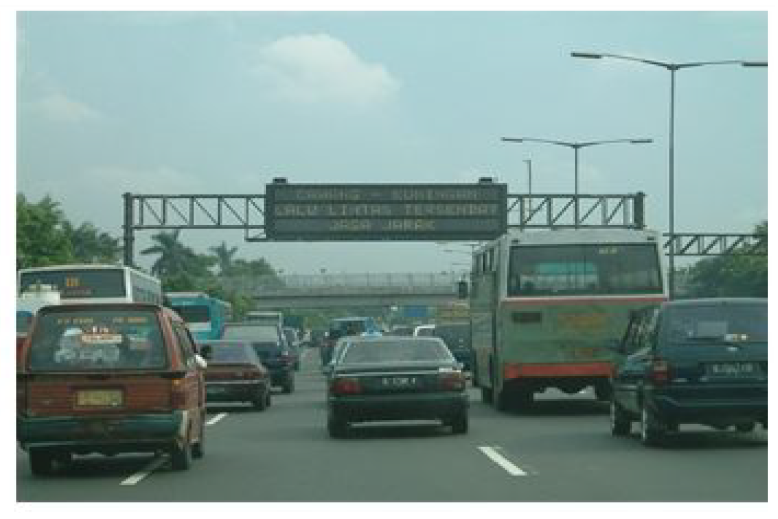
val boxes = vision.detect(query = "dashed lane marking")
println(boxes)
[206,412,228,426]
[478,446,528,476]
[120,456,167,486]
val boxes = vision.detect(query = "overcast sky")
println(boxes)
[14,9,768,275]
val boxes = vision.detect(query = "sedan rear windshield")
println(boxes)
[222,325,280,342]
[341,339,453,364]
[207,343,257,363]
[666,304,767,344]
[27,309,166,372]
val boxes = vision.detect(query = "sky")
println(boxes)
[12,9,768,276]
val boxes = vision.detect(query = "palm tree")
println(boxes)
[209,241,239,276]
[140,229,188,277]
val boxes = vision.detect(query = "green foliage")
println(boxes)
[17,194,75,269]
[684,221,767,298]
[140,230,217,292]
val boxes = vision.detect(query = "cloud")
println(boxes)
[33,93,102,123]
[252,33,401,106]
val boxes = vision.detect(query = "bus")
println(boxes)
[17,264,162,305]
[165,292,233,342]
[245,311,284,327]
[470,228,667,411]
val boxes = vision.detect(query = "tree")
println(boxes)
[63,221,122,264]
[209,241,239,276]
[140,230,216,292]
[685,221,767,298]
[16,194,73,269]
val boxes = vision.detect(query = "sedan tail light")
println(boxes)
[439,371,466,391]
[650,359,671,385]
[242,368,263,380]
[331,377,362,395]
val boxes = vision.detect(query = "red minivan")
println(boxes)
[17,303,207,476]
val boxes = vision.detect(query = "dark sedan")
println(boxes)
[609,298,767,446]
[200,341,272,410]
[221,322,295,393]
[326,337,469,438]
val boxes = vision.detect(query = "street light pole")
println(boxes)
[501,136,652,227]
[571,51,767,299]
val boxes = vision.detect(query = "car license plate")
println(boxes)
[706,362,759,377]
[76,389,123,407]
[382,376,418,388]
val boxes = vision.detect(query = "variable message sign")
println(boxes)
[264,182,508,241]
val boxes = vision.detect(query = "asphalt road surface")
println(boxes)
[17,347,768,502]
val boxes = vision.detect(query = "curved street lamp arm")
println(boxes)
[578,138,653,147]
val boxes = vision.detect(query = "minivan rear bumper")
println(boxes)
[17,412,184,452]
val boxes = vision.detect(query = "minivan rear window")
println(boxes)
[666,304,767,344]
[27,309,166,372]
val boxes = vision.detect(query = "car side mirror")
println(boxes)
[200,344,212,360]
[457,280,469,299]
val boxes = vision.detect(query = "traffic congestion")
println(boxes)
[15,10,767,505]
[15,235,768,502]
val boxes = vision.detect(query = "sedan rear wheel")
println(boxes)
[282,375,295,394]
[450,413,469,434]
[610,400,631,436]
[253,388,268,411]
[29,449,54,476]
[327,416,348,439]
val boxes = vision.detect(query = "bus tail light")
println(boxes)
[332,377,362,395]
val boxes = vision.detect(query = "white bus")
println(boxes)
[17,264,163,305]
[470,228,667,411]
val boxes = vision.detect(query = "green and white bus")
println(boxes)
[470,228,667,410]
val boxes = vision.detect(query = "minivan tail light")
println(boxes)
[332,377,362,395]
[651,359,670,385]
[170,378,188,409]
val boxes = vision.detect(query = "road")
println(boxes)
[17,348,768,502]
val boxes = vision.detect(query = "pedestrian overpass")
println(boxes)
[220,272,466,309]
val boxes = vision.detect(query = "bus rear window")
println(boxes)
[508,244,662,297]
[19,270,126,300]
[172,305,210,323]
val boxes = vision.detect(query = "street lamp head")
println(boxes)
[501,137,523,143]
[630,139,653,144]
[571,51,603,59]
[742,61,768,67]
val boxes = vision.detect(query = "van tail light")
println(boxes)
[651,359,671,385]
[439,371,466,391]
[170,378,189,409]
[331,377,362,396]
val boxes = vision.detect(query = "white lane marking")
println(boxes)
[120,456,167,486]
[206,412,227,426]
[478,446,528,476]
